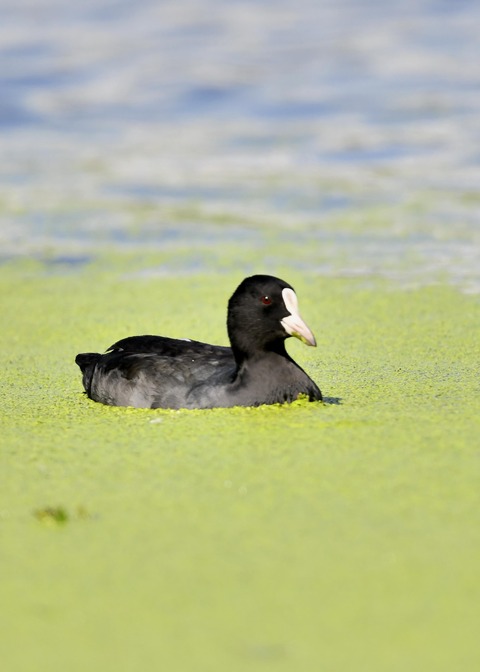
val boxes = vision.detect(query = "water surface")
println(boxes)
[1,0,480,291]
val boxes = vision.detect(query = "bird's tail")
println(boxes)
[75,352,101,396]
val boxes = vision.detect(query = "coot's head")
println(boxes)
[227,274,316,360]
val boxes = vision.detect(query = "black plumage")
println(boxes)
[75,274,322,409]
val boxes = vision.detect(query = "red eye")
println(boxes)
[261,296,272,305]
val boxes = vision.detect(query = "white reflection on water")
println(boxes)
[1,0,479,291]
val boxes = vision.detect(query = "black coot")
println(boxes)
[75,275,322,409]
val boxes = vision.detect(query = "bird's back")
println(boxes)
[76,336,235,409]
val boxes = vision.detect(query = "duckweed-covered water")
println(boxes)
[1,1,480,671]
[1,268,480,671]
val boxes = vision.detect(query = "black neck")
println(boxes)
[230,338,291,368]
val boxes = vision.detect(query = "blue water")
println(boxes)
[1,0,479,291]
